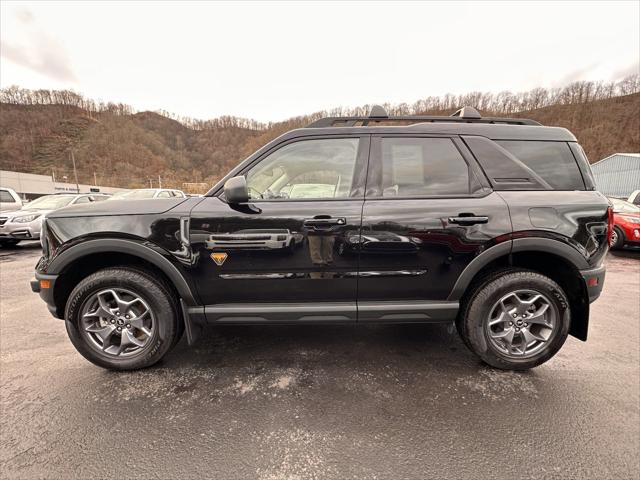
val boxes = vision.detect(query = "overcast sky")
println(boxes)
[1,1,638,122]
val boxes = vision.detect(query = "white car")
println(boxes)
[0,193,107,246]
[628,190,640,206]
[109,189,186,200]
[0,187,22,212]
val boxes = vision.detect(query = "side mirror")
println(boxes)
[224,176,249,204]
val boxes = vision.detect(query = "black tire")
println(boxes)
[610,226,625,250]
[457,269,570,370]
[65,267,180,370]
[0,239,20,248]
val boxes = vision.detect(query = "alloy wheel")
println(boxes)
[485,289,557,358]
[80,288,155,356]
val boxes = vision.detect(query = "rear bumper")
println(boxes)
[580,264,606,303]
[31,272,62,318]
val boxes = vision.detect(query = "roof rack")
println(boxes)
[306,105,541,127]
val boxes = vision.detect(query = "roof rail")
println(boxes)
[306,105,540,127]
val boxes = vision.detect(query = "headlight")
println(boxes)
[12,213,41,223]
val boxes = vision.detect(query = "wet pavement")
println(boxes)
[1,242,639,479]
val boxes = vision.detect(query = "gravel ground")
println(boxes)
[1,242,638,479]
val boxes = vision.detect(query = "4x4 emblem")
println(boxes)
[210,252,228,266]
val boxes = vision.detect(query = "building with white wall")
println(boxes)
[0,170,128,199]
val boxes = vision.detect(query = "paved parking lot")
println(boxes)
[1,242,638,479]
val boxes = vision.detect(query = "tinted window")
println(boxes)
[374,137,471,197]
[0,190,16,202]
[246,138,360,200]
[497,141,585,190]
[74,196,91,204]
[157,191,172,198]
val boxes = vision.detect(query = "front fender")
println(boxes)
[46,237,200,306]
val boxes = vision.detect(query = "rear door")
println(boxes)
[357,135,512,321]
[189,135,369,323]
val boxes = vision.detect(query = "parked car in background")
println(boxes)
[608,197,640,249]
[0,193,107,247]
[109,189,186,200]
[0,187,22,212]
[628,190,640,206]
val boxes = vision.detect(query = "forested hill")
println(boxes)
[1,78,638,192]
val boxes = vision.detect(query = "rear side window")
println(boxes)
[369,137,472,197]
[0,190,16,202]
[497,141,585,190]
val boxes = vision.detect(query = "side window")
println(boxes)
[497,141,585,190]
[245,138,360,200]
[74,196,91,204]
[0,190,16,202]
[371,137,471,197]
[157,191,171,198]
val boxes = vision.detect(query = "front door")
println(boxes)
[357,135,512,321]
[189,136,369,323]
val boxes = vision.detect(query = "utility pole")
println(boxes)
[93,172,97,186]
[158,175,162,188]
[149,178,153,188]
[70,149,80,193]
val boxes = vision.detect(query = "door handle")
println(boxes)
[303,217,347,229]
[448,214,489,225]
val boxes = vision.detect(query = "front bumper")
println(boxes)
[0,221,41,240]
[580,264,606,303]
[31,272,62,318]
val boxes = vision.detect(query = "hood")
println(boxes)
[46,198,189,218]
[0,208,50,218]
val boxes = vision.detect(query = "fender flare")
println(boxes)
[48,238,199,305]
[447,237,589,301]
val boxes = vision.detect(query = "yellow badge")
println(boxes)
[210,252,228,266]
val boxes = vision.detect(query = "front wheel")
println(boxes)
[65,267,180,370]
[457,270,570,370]
[0,239,20,248]
[610,227,624,249]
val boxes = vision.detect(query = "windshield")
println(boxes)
[610,198,640,213]
[25,195,75,210]
[110,190,156,199]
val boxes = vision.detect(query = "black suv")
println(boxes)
[31,106,610,371]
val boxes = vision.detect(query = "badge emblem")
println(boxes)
[210,252,228,266]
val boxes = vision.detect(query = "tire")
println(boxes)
[610,227,624,250]
[457,269,570,370]
[65,267,180,370]
[0,239,20,248]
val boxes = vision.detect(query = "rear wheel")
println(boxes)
[457,270,570,370]
[65,267,179,370]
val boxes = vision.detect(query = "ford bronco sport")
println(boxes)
[31,106,610,371]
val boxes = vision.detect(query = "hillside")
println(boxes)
[1,85,638,192]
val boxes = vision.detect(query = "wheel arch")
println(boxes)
[449,238,590,340]
[48,238,199,318]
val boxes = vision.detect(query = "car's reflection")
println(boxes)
[339,230,422,255]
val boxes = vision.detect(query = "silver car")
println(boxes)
[0,193,107,246]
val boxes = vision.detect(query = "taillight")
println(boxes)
[607,206,614,246]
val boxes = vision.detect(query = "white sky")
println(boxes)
[1,1,638,122]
